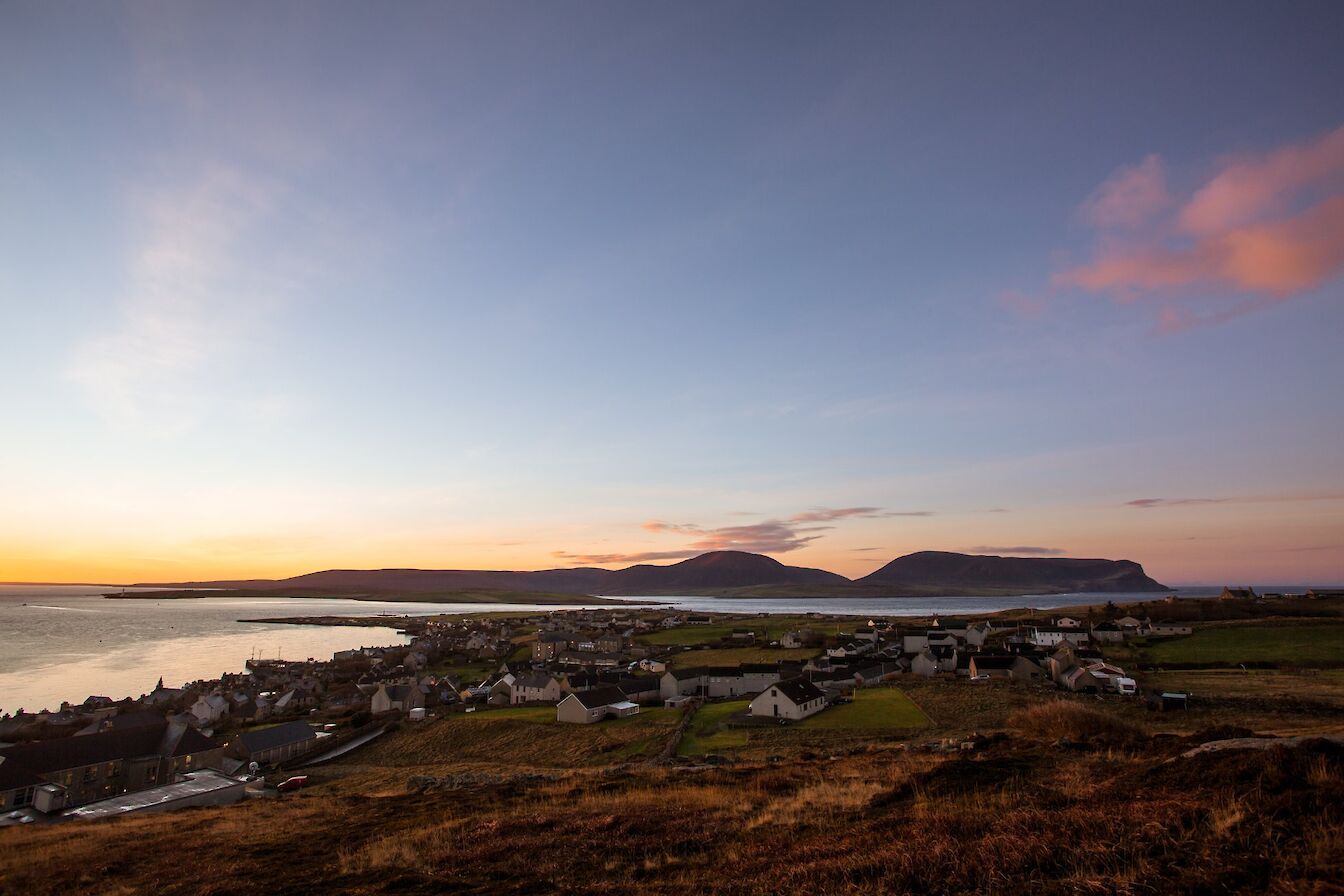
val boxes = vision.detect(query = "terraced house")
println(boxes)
[0,717,221,811]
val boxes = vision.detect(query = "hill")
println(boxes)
[137,567,612,594]
[136,549,1169,598]
[595,550,850,594]
[857,550,1169,593]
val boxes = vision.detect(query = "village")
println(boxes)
[6,585,1341,828]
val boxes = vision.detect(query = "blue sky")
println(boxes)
[1,2,1342,584]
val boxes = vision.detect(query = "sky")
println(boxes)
[1,1,1342,586]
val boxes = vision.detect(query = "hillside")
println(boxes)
[136,549,1170,598]
[595,550,850,594]
[857,551,1169,593]
[136,567,612,594]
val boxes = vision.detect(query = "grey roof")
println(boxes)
[235,721,318,754]
[768,677,825,704]
[566,686,629,709]
[514,672,558,689]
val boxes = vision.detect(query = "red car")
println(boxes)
[276,776,309,792]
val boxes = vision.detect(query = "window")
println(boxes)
[14,786,36,808]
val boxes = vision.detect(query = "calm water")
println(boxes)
[1,584,1220,714]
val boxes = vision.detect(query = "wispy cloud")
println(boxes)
[1079,153,1172,229]
[65,165,285,430]
[1048,125,1344,331]
[966,545,1065,556]
[1127,494,1344,509]
[560,505,926,566]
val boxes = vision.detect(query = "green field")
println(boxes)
[678,700,751,755]
[641,616,849,647]
[799,687,931,730]
[1143,624,1344,666]
[667,646,818,668]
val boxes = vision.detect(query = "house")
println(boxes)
[189,694,230,725]
[532,632,572,662]
[615,677,661,705]
[749,677,827,721]
[1115,616,1144,630]
[1090,622,1126,644]
[556,687,640,724]
[511,672,564,705]
[969,654,1045,682]
[1147,623,1192,637]
[659,666,781,700]
[371,682,425,714]
[964,622,993,648]
[1029,626,1089,648]
[779,631,805,649]
[0,717,221,811]
[227,721,320,766]
[1055,617,1083,629]
[661,668,708,700]
[911,649,942,677]
[1058,666,1102,693]
[852,663,902,687]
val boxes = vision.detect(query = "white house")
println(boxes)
[556,686,640,724]
[371,682,425,714]
[749,677,827,722]
[190,694,229,725]
[510,672,564,705]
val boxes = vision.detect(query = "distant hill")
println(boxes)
[856,551,1168,593]
[137,549,1169,597]
[595,550,850,594]
[137,567,612,594]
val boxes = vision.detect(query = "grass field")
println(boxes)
[1143,624,1344,666]
[1142,669,1344,707]
[678,700,751,755]
[666,646,818,667]
[798,687,930,730]
[6,725,1343,895]
[640,616,839,647]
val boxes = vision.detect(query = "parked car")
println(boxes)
[277,776,309,792]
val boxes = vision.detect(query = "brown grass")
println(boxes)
[1007,700,1142,741]
[3,689,1342,895]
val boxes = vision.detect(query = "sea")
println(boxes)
[0,583,1225,715]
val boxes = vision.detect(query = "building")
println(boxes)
[556,687,640,724]
[749,677,827,721]
[0,717,221,811]
[189,694,230,725]
[969,654,1045,682]
[1220,587,1259,601]
[227,721,320,766]
[510,672,564,705]
[371,682,425,714]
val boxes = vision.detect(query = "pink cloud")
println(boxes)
[1049,126,1344,330]
[1180,126,1344,235]
[560,506,929,566]
[1080,154,1171,228]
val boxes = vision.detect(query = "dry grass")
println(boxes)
[1007,700,1142,741]
[4,682,1343,896]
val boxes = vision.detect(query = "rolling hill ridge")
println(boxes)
[135,549,1169,596]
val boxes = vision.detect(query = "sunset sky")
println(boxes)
[2,2,1342,586]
